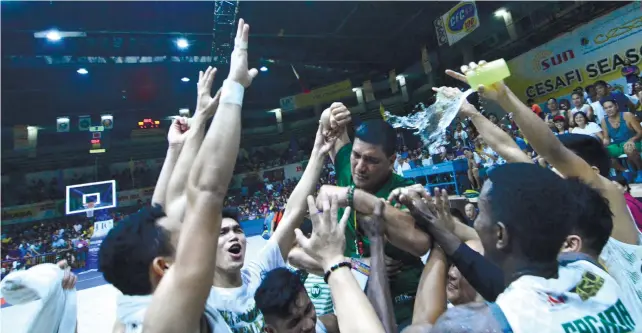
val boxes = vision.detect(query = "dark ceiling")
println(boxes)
[1,1,627,129]
[0,1,502,125]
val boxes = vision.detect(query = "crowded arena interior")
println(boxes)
[1,1,642,333]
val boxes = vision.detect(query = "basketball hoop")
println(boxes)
[84,202,95,218]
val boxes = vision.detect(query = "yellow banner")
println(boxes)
[505,3,642,103]
[280,80,353,111]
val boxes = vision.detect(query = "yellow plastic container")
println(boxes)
[465,59,511,91]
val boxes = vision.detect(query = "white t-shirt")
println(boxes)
[590,101,606,123]
[571,122,602,139]
[599,234,642,327]
[207,239,285,333]
[570,104,591,117]
[495,258,639,332]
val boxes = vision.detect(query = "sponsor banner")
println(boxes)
[505,3,642,102]
[284,162,305,180]
[87,219,114,270]
[434,1,480,46]
[279,79,353,111]
[1,187,154,224]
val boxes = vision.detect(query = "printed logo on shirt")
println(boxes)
[310,284,322,299]
[218,305,264,333]
[570,271,604,301]
[560,300,636,333]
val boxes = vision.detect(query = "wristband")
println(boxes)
[324,261,352,283]
[347,185,356,207]
[220,79,244,106]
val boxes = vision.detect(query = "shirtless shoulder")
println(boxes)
[431,302,502,333]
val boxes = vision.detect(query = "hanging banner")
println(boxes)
[363,80,375,102]
[86,219,114,270]
[13,126,29,151]
[389,70,399,94]
[279,79,353,111]
[505,3,642,102]
[434,1,480,46]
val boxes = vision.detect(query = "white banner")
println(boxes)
[434,1,480,46]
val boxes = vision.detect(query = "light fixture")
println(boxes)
[260,66,268,72]
[494,8,508,18]
[396,75,404,80]
[181,77,190,82]
[176,38,189,49]
[77,68,88,75]
[352,87,361,92]
[46,30,62,41]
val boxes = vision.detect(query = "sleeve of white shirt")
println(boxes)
[244,239,286,281]
[586,122,603,134]
[473,153,482,165]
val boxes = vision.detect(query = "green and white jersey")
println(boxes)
[303,273,334,317]
[493,258,639,333]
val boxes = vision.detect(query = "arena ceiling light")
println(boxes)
[260,66,268,72]
[77,68,88,75]
[34,29,87,40]
[494,8,509,18]
[181,77,190,82]
[176,38,189,49]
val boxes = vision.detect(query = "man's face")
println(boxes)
[464,203,476,220]
[596,84,608,97]
[547,99,558,111]
[474,181,504,265]
[572,94,582,107]
[265,290,317,333]
[447,241,484,305]
[216,218,247,272]
[350,138,393,192]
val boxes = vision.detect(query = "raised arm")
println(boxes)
[438,87,531,164]
[165,72,221,220]
[320,103,352,163]
[143,19,258,333]
[447,62,639,245]
[151,119,186,207]
[272,125,336,261]
[362,201,398,333]
[295,195,385,333]
[405,246,448,332]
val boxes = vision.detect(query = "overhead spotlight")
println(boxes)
[176,38,189,49]
[396,75,404,80]
[46,30,62,41]
[260,66,268,72]
[494,8,508,18]
[77,68,88,75]
[181,77,190,82]
[352,87,361,92]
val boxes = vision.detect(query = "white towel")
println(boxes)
[0,263,77,333]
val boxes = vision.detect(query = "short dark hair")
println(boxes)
[573,86,584,93]
[355,119,397,157]
[614,175,630,193]
[487,163,575,263]
[98,205,174,296]
[594,80,608,88]
[255,267,306,319]
[222,206,240,222]
[526,99,535,105]
[585,85,594,93]
[571,91,583,99]
[566,178,613,256]
[547,97,557,103]
[573,111,589,124]
[600,98,618,108]
[557,134,610,178]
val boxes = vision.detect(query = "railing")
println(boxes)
[1,249,87,280]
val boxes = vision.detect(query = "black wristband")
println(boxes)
[323,261,352,283]
[347,185,356,207]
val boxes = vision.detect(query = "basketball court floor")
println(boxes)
[1,236,268,333]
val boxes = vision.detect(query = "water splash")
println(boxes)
[385,88,474,147]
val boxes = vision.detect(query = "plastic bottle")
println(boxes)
[465,59,511,91]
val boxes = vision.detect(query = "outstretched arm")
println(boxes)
[272,125,335,261]
[447,63,639,245]
[143,19,258,333]
[165,73,221,220]
[408,246,448,329]
[320,103,352,163]
[151,119,186,207]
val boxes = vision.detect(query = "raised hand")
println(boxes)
[167,117,189,146]
[294,195,351,270]
[57,260,77,290]
[329,102,352,131]
[228,19,259,88]
[196,66,221,117]
[359,199,386,238]
[445,61,508,101]
[313,123,337,156]
[432,86,479,118]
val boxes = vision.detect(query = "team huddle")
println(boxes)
[95,20,641,333]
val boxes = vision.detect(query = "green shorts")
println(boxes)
[606,142,642,158]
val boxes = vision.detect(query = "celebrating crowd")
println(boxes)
[4,19,642,333]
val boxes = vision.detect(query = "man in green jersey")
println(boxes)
[291,102,432,329]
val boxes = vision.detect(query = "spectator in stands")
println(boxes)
[569,91,594,125]
[613,175,642,232]
[570,111,602,140]
[596,80,637,113]
[552,115,569,135]
[601,99,642,182]
[526,98,542,118]
[622,59,641,95]
[453,123,468,146]
[558,98,571,119]
[464,203,478,225]
[545,97,560,117]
